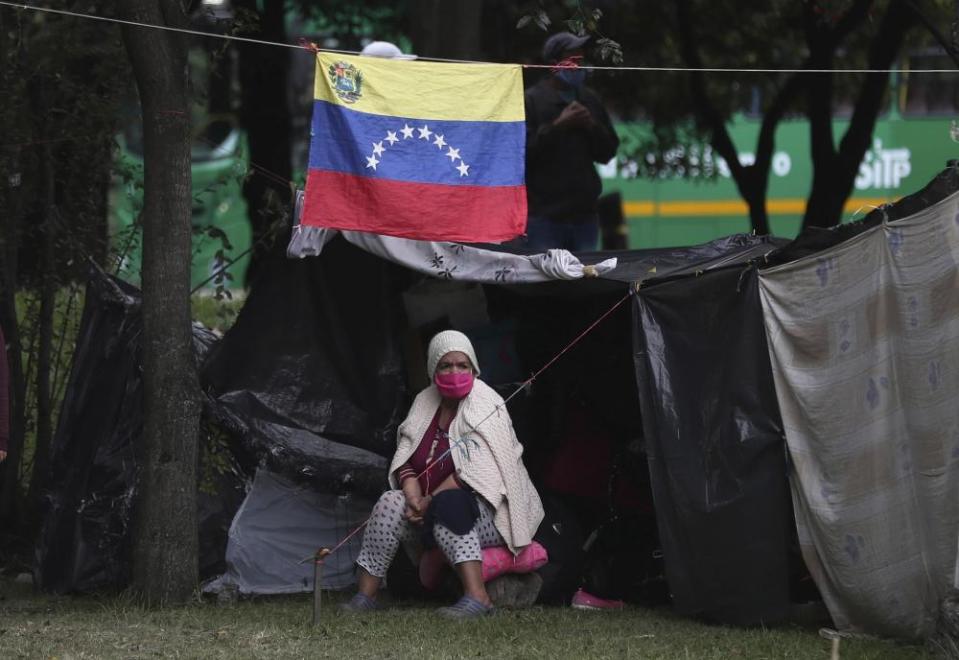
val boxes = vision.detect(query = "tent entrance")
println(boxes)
[391,274,666,606]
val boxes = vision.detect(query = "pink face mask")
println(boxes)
[434,371,474,399]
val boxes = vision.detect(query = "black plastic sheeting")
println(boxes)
[633,265,792,625]
[34,245,398,593]
[597,233,783,284]
[201,237,405,495]
[34,267,243,593]
[34,272,143,592]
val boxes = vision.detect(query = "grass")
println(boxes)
[0,578,934,659]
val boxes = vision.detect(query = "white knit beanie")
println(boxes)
[426,330,481,377]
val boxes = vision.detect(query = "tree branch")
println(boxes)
[675,0,743,181]
[755,73,805,172]
[804,0,837,170]
[903,0,959,67]
[805,0,917,227]
[838,0,916,172]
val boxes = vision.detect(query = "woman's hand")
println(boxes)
[404,493,432,525]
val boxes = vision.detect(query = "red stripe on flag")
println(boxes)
[302,169,527,243]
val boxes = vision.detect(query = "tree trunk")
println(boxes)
[26,138,56,523]
[0,11,27,528]
[803,0,915,228]
[675,0,774,234]
[235,0,292,289]
[0,148,28,529]
[119,0,201,605]
[742,180,771,236]
[0,292,25,529]
[801,58,837,226]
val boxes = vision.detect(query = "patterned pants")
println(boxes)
[355,489,504,578]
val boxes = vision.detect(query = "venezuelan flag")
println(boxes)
[301,52,527,243]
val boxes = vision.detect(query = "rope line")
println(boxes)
[306,289,634,563]
[2,1,957,73]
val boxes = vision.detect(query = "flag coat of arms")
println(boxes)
[301,52,527,243]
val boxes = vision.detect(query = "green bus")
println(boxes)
[110,114,252,293]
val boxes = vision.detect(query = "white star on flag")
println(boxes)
[356,124,475,179]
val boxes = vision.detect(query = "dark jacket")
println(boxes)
[0,324,8,453]
[524,77,619,222]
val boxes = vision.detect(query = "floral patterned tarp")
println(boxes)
[759,190,959,638]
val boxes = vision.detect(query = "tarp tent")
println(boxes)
[199,228,791,618]
[630,165,959,632]
[36,229,795,625]
[759,169,959,638]
[34,164,959,637]
[633,265,793,625]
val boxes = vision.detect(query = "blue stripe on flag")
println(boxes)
[308,100,526,187]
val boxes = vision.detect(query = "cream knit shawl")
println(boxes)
[388,379,545,554]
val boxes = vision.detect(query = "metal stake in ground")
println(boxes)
[313,548,331,626]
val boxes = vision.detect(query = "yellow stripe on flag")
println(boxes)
[314,53,524,123]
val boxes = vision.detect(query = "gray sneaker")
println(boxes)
[437,595,495,619]
[339,592,380,613]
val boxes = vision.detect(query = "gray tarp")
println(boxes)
[205,469,376,594]
[759,190,959,638]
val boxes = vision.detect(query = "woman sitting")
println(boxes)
[343,330,545,618]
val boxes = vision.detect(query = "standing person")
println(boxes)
[524,32,620,252]
[342,330,545,618]
[0,323,8,463]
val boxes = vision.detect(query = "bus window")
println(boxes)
[902,51,959,116]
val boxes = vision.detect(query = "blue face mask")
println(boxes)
[556,68,587,90]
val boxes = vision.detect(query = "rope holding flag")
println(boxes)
[299,53,527,243]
